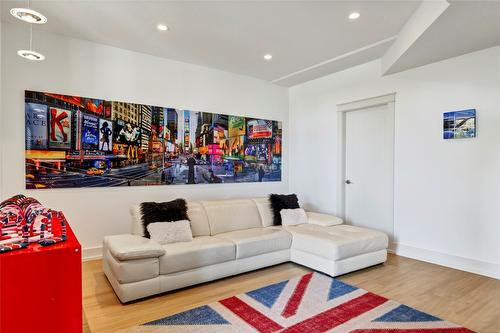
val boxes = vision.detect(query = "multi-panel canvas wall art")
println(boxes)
[443,109,476,139]
[24,91,282,189]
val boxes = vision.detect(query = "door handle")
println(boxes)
[345,179,353,184]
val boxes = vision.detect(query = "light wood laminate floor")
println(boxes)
[82,254,500,332]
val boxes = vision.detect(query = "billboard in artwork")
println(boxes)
[25,103,48,150]
[247,119,273,139]
[99,118,113,152]
[81,114,99,150]
[48,107,72,149]
[24,90,283,189]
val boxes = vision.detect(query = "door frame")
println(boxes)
[336,93,396,232]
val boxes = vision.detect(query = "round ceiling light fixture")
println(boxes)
[264,54,273,61]
[17,49,45,61]
[157,24,169,31]
[349,12,360,20]
[17,25,45,61]
[10,8,47,24]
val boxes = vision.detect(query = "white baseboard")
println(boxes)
[393,243,500,280]
[82,246,102,261]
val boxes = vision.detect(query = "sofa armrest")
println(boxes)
[104,234,165,261]
[306,212,343,227]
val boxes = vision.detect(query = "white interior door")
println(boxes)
[344,104,394,241]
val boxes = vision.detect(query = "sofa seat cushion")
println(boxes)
[289,224,388,261]
[159,236,235,275]
[214,228,292,259]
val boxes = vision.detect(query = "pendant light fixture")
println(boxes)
[17,25,45,61]
[10,7,47,24]
[10,0,47,61]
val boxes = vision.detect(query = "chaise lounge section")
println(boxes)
[103,198,388,303]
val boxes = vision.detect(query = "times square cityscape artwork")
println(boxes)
[25,91,282,189]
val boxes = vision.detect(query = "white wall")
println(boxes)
[3,20,499,279]
[1,23,289,258]
[290,46,500,279]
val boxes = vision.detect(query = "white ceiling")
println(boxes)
[385,0,500,74]
[1,0,420,85]
[1,1,499,86]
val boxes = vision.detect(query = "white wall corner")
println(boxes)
[381,0,450,75]
[394,243,500,280]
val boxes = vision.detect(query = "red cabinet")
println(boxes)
[0,220,82,333]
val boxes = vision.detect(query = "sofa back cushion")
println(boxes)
[147,220,193,245]
[140,199,189,238]
[252,197,274,227]
[281,208,308,226]
[269,194,300,225]
[201,199,262,235]
[130,202,211,237]
[131,205,144,237]
[186,201,210,237]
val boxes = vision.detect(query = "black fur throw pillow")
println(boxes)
[269,194,300,225]
[140,199,189,238]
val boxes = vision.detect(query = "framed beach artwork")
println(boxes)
[443,109,476,140]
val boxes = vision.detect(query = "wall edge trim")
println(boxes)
[394,242,500,280]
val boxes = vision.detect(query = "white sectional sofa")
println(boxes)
[103,198,388,303]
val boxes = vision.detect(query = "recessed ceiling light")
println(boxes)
[10,8,47,24]
[264,54,273,61]
[17,49,45,61]
[157,24,169,31]
[349,12,360,20]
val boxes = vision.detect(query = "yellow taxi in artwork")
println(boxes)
[86,167,104,176]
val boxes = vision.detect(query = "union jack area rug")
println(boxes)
[120,272,475,333]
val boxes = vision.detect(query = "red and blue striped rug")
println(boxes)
[121,272,475,332]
